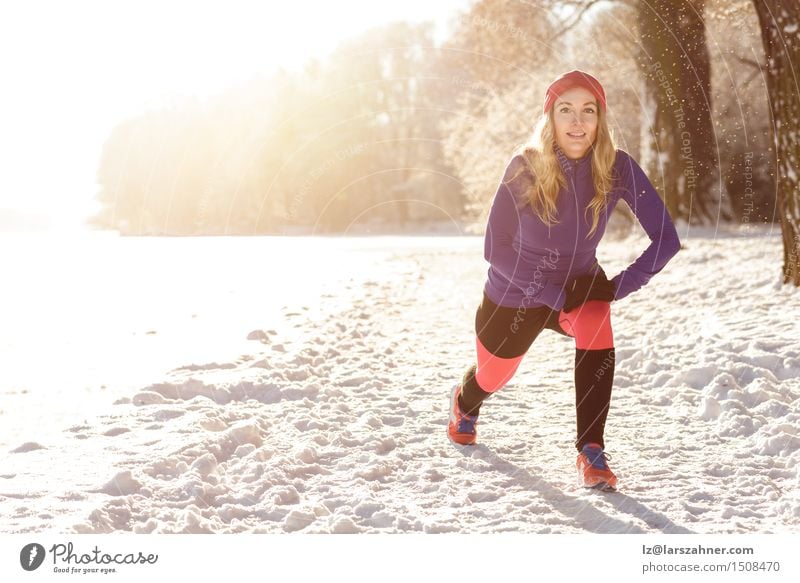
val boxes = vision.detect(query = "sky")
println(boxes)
[0,0,471,231]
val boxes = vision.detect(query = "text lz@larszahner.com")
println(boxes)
[50,543,158,574]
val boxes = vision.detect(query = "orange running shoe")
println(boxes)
[447,384,478,445]
[576,442,618,491]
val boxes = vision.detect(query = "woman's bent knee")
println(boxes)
[475,336,524,392]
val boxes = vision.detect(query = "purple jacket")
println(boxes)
[483,145,681,309]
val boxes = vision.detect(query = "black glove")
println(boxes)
[562,272,616,313]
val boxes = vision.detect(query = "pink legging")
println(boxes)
[475,300,613,393]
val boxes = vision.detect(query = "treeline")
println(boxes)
[92,22,466,235]
[90,0,779,236]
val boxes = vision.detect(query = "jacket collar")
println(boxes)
[553,142,594,175]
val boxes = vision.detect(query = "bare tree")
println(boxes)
[637,0,724,224]
[438,0,566,223]
[752,0,800,286]
[705,0,775,227]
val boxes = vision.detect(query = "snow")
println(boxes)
[1,224,799,534]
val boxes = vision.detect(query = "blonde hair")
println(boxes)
[506,105,617,238]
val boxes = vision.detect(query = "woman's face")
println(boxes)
[552,86,599,160]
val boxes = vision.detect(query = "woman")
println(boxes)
[447,70,681,491]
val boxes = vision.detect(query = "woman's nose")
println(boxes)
[571,113,589,126]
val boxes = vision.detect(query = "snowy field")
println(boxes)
[1,224,798,534]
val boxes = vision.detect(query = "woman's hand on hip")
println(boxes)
[563,272,616,313]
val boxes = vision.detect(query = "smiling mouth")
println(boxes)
[567,132,586,138]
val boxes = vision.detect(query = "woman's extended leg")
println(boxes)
[458,291,551,417]
[556,300,615,451]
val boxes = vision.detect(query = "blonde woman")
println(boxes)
[448,70,681,491]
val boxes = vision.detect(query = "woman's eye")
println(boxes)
[584,108,596,114]
[559,107,571,113]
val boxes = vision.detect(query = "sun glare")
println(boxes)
[0,0,465,230]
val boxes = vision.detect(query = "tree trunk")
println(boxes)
[637,0,722,224]
[753,0,800,286]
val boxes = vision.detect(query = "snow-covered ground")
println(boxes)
[1,223,798,534]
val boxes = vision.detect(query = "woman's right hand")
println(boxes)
[562,273,616,313]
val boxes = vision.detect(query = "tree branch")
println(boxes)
[736,55,765,71]
[546,0,601,42]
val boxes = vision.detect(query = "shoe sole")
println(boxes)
[586,482,617,492]
[446,431,476,446]
[580,477,617,492]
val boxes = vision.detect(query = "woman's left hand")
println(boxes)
[563,273,616,312]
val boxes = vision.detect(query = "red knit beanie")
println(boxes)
[543,70,606,114]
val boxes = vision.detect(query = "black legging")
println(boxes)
[459,290,615,451]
